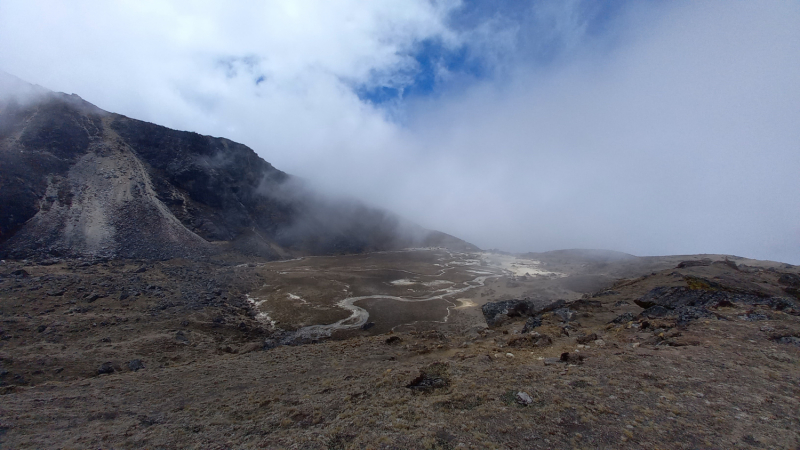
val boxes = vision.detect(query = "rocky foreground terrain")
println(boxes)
[0,250,798,449]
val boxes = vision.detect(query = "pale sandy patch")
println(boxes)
[480,253,565,278]
[454,298,477,308]
[287,293,309,304]
[422,280,454,287]
[245,294,277,327]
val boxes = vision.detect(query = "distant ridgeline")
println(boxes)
[0,73,476,260]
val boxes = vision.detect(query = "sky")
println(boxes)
[1,0,799,263]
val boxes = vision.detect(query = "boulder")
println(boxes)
[481,300,537,327]
[640,306,670,319]
[520,316,542,333]
[516,391,533,406]
[773,336,800,346]
[553,308,576,322]
[97,362,115,375]
[559,352,585,364]
[778,273,800,288]
[481,299,565,327]
[407,362,450,393]
[676,306,714,324]
[610,312,635,324]
[385,336,402,345]
[175,330,189,343]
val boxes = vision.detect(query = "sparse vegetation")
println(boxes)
[0,250,799,448]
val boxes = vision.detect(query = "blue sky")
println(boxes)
[1,0,799,263]
[357,38,483,105]
[357,0,633,106]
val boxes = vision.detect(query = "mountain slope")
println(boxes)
[0,73,476,259]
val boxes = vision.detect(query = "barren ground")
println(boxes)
[1,250,799,449]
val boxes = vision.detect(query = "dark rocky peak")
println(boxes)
[0,74,476,260]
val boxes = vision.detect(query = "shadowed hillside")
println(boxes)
[0,73,475,260]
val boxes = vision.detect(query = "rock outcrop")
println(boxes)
[634,284,799,324]
[481,299,566,327]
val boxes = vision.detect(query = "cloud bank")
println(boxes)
[1,0,798,263]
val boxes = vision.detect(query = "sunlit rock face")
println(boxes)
[0,75,476,260]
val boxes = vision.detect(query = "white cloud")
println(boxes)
[0,0,455,165]
[388,1,800,263]
[1,0,798,263]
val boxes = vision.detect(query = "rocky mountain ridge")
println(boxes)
[0,73,474,260]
